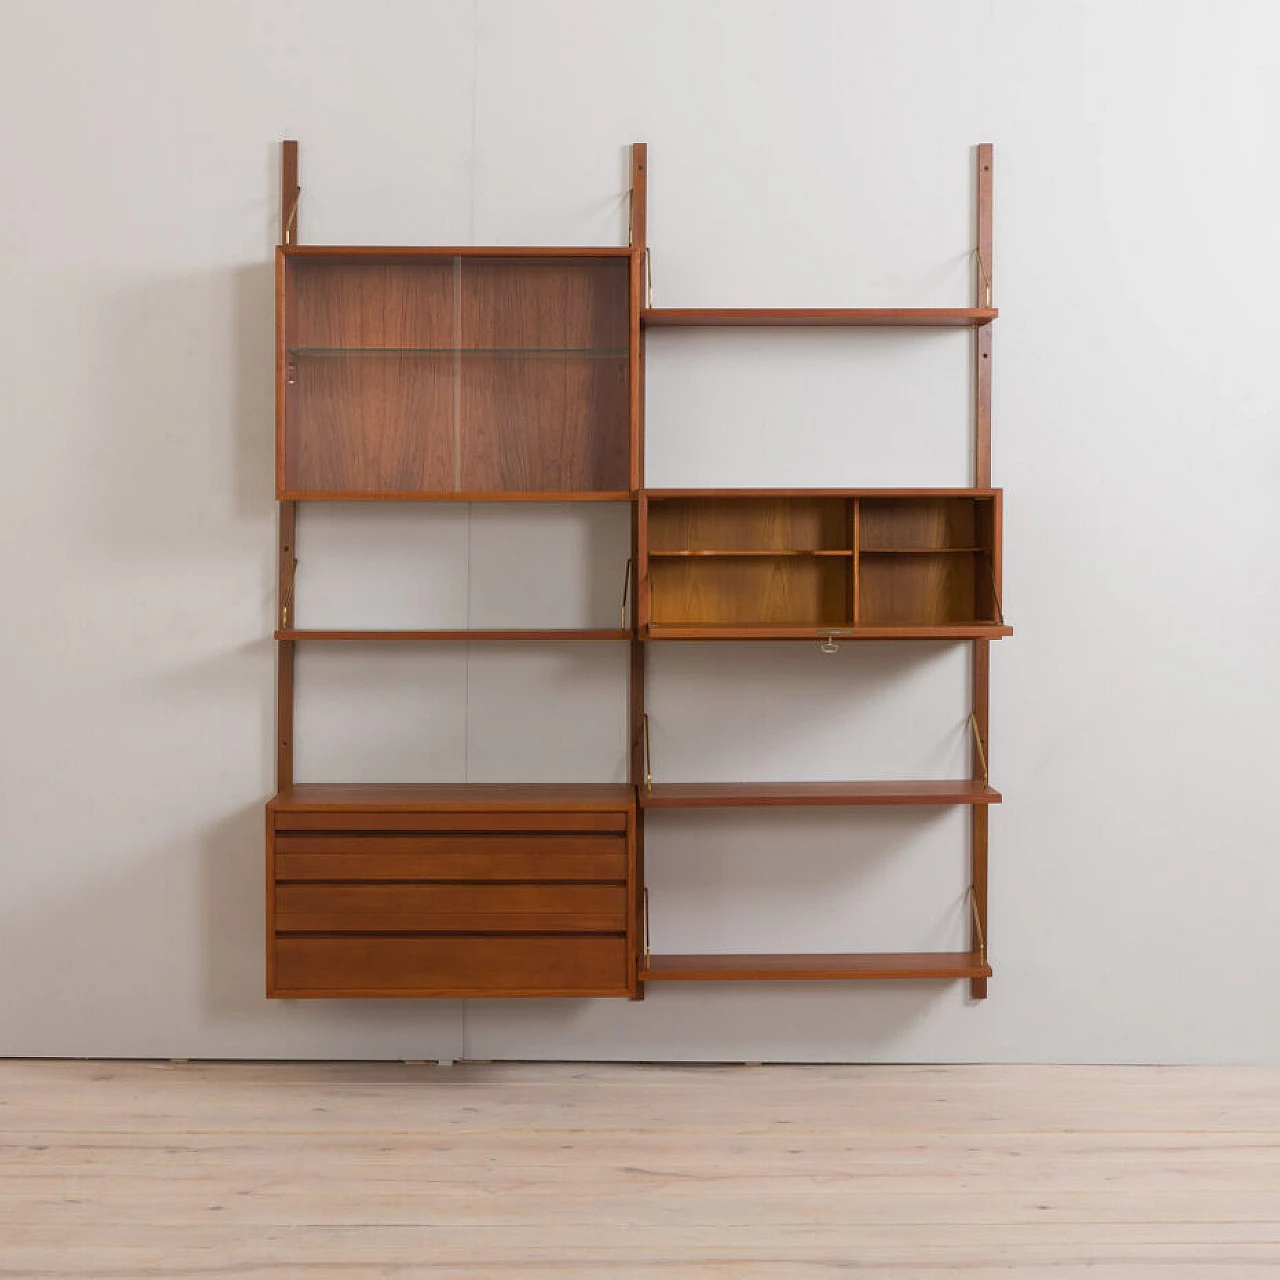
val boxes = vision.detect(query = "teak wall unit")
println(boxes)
[266,140,1007,1001]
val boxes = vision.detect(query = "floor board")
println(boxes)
[2,1061,1279,1277]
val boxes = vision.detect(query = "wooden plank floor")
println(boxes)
[2,1061,1280,1278]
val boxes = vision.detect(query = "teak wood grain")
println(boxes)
[971,143,996,998]
[641,491,1004,633]
[641,308,997,327]
[279,489,635,502]
[275,883,627,934]
[275,848,629,884]
[274,935,629,998]
[273,832,626,857]
[269,783,636,813]
[279,253,631,498]
[274,629,631,643]
[642,952,993,981]
[640,781,1002,807]
[267,141,1004,1000]
[642,623,1012,640]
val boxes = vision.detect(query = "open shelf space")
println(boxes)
[641,308,998,328]
[277,629,631,642]
[279,251,631,498]
[641,780,1001,807]
[641,952,992,981]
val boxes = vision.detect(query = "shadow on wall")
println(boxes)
[202,803,269,1018]
[103,262,276,552]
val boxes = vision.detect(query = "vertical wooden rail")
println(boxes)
[280,140,299,247]
[277,140,300,791]
[970,143,993,999]
[628,143,649,997]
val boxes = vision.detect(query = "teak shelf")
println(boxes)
[267,140,1005,1001]
[641,308,997,328]
[641,952,993,982]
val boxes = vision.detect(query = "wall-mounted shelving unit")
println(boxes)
[266,140,1007,1001]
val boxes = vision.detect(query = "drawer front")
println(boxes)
[274,935,628,997]
[275,883,627,933]
[273,832,627,883]
[274,809,627,834]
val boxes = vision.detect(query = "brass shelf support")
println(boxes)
[969,711,989,787]
[973,246,992,308]
[968,886,987,965]
[280,557,298,629]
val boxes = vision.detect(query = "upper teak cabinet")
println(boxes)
[276,248,634,500]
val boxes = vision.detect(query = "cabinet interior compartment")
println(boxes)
[857,496,1000,626]
[280,254,631,496]
[646,495,854,627]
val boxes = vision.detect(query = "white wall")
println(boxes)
[2,0,1278,1062]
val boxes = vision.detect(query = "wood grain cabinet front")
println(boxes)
[266,789,637,999]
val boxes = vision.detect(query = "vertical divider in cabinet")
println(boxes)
[636,494,650,631]
[850,496,861,627]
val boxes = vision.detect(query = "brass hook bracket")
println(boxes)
[283,187,300,246]
[645,247,653,308]
[968,886,987,965]
[984,556,1004,624]
[642,712,653,794]
[621,558,633,629]
[280,557,298,629]
[969,712,989,787]
[973,247,992,308]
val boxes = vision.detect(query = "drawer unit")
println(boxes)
[266,785,637,999]
[275,936,628,998]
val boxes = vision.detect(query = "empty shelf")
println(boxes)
[275,629,631,642]
[642,952,992,981]
[642,308,997,328]
[641,781,1000,808]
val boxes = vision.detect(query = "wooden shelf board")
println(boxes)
[270,783,636,812]
[860,547,986,554]
[643,624,1013,641]
[288,347,627,358]
[642,308,997,329]
[641,780,1000,808]
[276,629,630,643]
[282,245,635,259]
[642,952,992,981]
[648,550,853,558]
[645,488,1001,499]
[279,491,634,503]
